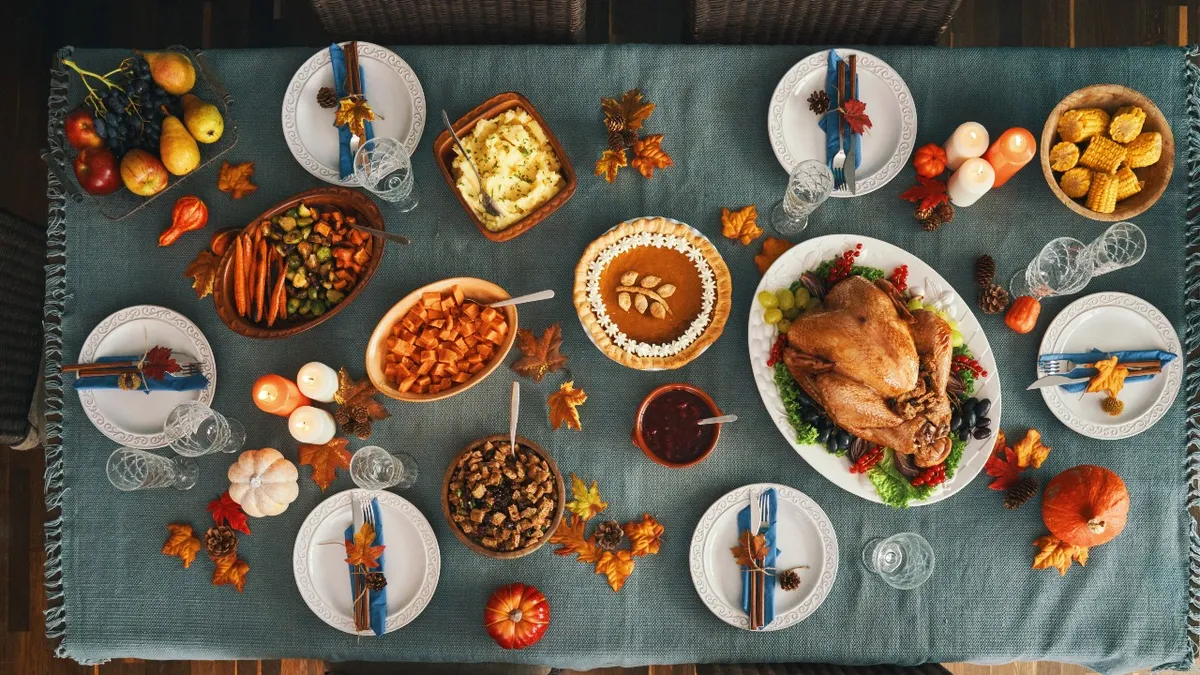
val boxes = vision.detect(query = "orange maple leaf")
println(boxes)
[298,437,351,490]
[595,149,628,183]
[548,381,587,431]
[984,444,1023,491]
[217,161,258,200]
[1033,535,1088,576]
[623,514,664,557]
[721,205,762,245]
[630,134,673,179]
[754,237,794,275]
[184,250,221,300]
[595,549,636,592]
[601,89,655,132]
[1012,428,1051,470]
[161,523,202,568]
[211,552,251,592]
[549,514,601,563]
[1086,356,1129,398]
[345,521,386,569]
[730,530,768,567]
[512,324,569,382]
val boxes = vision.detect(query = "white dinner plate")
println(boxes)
[689,483,838,631]
[292,488,440,635]
[282,42,426,185]
[1037,292,1182,440]
[767,48,917,197]
[76,305,216,449]
[748,235,1002,506]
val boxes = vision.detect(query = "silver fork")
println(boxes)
[362,497,376,533]
[1040,356,1159,376]
[831,123,846,191]
[758,490,771,534]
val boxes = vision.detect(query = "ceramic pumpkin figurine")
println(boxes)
[227,448,299,518]
[484,583,550,649]
[913,143,948,178]
[1042,464,1129,547]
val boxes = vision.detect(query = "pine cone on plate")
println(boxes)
[205,525,238,559]
[807,90,830,115]
[778,568,802,591]
[975,255,997,287]
[978,284,1010,315]
[1004,475,1038,510]
[317,86,339,109]
[365,572,388,591]
[593,520,624,551]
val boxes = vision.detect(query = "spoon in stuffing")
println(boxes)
[441,110,504,218]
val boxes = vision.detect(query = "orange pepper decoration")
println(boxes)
[1005,295,1041,334]
[159,195,209,247]
[484,583,550,650]
[913,143,948,178]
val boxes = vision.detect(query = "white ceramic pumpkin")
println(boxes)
[227,448,299,518]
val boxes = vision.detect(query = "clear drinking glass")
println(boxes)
[1009,237,1094,299]
[350,445,419,490]
[354,137,419,212]
[770,160,835,236]
[1084,221,1146,277]
[862,532,935,590]
[107,447,198,491]
[163,401,245,457]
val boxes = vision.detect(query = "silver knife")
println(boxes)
[352,492,364,533]
[845,55,858,194]
[1026,374,1090,390]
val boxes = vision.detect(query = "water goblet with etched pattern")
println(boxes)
[106,447,198,491]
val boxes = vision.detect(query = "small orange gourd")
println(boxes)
[1042,465,1129,547]
[1005,296,1041,334]
[484,583,550,649]
[913,143,948,178]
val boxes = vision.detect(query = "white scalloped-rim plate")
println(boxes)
[282,42,426,186]
[767,48,916,198]
[689,483,838,631]
[293,488,440,635]
[1037,292,1182,440]
[76,305,216,449]
[749,235,1002,506]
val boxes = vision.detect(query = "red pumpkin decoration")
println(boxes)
[484,583,550,649]
[1042,465,1129,547]
[913,143,948,178]
[1004,295,1041,334]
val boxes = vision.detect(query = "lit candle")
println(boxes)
[288,406,337,445]
[947,157,996,207]
[252,374,311,417]
[982,127,1036,188]
[943,122,990,170]
[296,362,338,403]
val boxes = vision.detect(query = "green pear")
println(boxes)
[144,51,195,95]
[160,115,200,176]
[181,94,224,144]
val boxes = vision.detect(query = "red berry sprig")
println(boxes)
[766,333,788,367]
[952,354,988,378]
[849,445,884,474]
[911,463,947,487]
[889,265,909,292]
[827,244,864,283]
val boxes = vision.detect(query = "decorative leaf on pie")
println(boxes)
[1032,535,1088,576]
[549,514,601,563]
[332,367,390,439]
[720,205,763,245]
[207,491,251,535]
[161,523,202,569]
[211,552,251,592]
[217,161,258,199]
[601,88,655,132]
[595,148,628,183]
[547,381,587,431]
[1085,356,1129,398]
[333,97,378,140]
[594,549,636,592]
[730,530,768,567]
[984,446,1023,491]
[512,324,568,382]
[565,473,607,520]
[754,237,794,275]
[841,98,873,135]
[141,345,181,381]
[1012,429,1051,470]
[899,175,950,212]
[623,514,664,557]
[298,437,352,491]
[630,134,673,179]
[344,522,386,569]
[184,250,221,300]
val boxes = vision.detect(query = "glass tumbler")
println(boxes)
[354,137,419,212]
[350,445,419,490]
[1009,237,1094,299]
[163,401,245,457]
[862,532,935,590]
[107,447,198,491]
[1084,221,1146,277]
[770,159,835,236]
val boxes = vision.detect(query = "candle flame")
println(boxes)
[257,385,277,402]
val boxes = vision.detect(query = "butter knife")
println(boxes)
[845,54,858,194]
[1026,374,1088,390]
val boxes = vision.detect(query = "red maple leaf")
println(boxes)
[141,345,180,381]
[841,99,873,135]
[208,491,251,535]
[984,446,1024,491]
[899,175,950,212]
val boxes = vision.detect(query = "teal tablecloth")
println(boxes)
[43,45,1200,672]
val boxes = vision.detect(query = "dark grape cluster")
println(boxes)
[793,388,857,453]
[950,396,992,441]
[90,56,180,158]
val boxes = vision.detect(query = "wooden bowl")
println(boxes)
[433,92,577,243]
[1040,84,1174,221]
[213,187,386,339]
[441,434,565,559]
[365,277,517,402]
[631,383,723,469]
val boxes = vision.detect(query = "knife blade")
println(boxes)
[845,54,858,194]
[1026,374,1089,390]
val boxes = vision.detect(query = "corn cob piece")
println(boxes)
[1060,167,1093,198]
[1115,164,1144,201]
[1125,131,1162,168]
[1049,141,1080,172]
[1058,108,1110,143]
[1078,135,1126,174]
[1108,105,1146,143]
[1085,171,1119,213]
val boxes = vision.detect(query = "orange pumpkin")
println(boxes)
[1005,295,1041,334]
[913,143,948,178]
[1042,465,1129,547]
[484,583,550,649]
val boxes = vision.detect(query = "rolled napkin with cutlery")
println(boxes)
[71,355,209,393]
[818,50,862,173]
[329,42,375,180]
[344,496,387,636]
[1037,349,1177,392]
[737,488,778,630]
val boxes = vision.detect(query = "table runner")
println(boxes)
[42,45,1200,672]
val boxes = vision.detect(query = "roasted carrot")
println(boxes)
[242,233,255,316]
[267,255,286,327]
[233,234,246,317]
[255,238,268,323]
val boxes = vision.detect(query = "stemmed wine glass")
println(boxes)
[107,447,198,491]
[863,532,935,590]
[163,401,245,457]
[1009,222,1146,299]
[354,137,419,212]
[350,445,419,490]
[770,160,835,236]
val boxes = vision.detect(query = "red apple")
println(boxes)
[64,108,104,150]
[73,148,121,195]
[120,149,169,196]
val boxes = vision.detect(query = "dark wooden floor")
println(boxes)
[3,1,1197,674]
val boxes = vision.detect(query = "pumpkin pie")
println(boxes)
[573,217,732,370]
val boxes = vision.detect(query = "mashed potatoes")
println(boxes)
[452,108,563,231]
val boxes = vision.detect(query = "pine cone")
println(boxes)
[621,128,638,147]
[316,86,339,109]
[978,284,1010,315]
[205,525,238,559]
[593,520,623,551]
[334,409,351,425]
[352,421,372,440]
[778,567,802,591]
[1101,395,1125,416]
[365,572,388,591]
[975,255,997,287]
[1004,475,1038,510]
[607,130,626,151]
[604,114,626,133]
[353,406,368,423]
[807,90,830,115]
[915,202,954,232]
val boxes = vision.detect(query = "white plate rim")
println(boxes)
[76,305,216,449]
[688,482,838,631]
[1037,291,1182,440]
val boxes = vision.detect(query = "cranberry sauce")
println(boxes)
[641,389,715,464]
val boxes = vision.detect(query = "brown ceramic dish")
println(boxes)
[441,434,565,560]
[1040,84,1174,222]
[433,92,577,242]
[213,187,386,339]
[632,383,723,469]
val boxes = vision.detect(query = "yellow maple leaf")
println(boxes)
[601,89,655,132]
[548,381,587,431]
[623,514,664,557]
[595,148,628,183]
[549,513,601,563]
[754,237,794,275]
[1012,429,1051,469]
[1033,535,1088,576]
[217,161,258,200]
[211,552,251,592]
[1086,356,1129,398]
[333,97,378,140]
[595,549,636,592]
[721,205,762,245]
[630,134,673,179]
[161,523,201,569]
[565,473,607,520]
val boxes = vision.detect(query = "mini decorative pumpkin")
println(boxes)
[484,583,550,649]
[227,448,299,518]
[1005,295,1041,334]
[913,143,948,178]
[1042,465,1129,547]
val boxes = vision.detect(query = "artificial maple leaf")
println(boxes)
[1012,429,1051,470]
[565,473,607,520]
[899,175,950,212]
[184,249,221,300]
[161,523,201,569]
[601,88,655,132]
[1033,535,1088,576]
[754,237,794,275]
[841,99,873,135]
[217,161,257,200]
[512,324,568,381]
[333,367,390,439]
[730,530,768,567]
[630,134,673,179]
[549,513,601,563]
[1086,356,1129,398]
[207,491,251,535]
[298,437,351,490]
[333,97,378,140]
[721,205,762,245]
[211,552,250,592]
[548,381,587,431]
[344,521,386,569]
[595,549,636,592]
[984,446,1023,491]
[595,148,628,183]
[141,345,181,381]
[623,514,664,557]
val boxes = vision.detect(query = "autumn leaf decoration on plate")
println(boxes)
[899,175,950,212]
[345,521,386,568]
[547,381,587,431]
[595,88,672,183]
[1085,356,1129,398]
[299,436,352,490]
[207,491,251,535]
[511,324,569,381]
[140,345,181,381]
[333,367,391,440]
[755,237,794,275]
[840,98,873,135]
[161,523,202,568]
[721,205,763,246]
[731,530,769,569]
[217,161,257,199]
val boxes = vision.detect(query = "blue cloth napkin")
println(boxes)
[71,355,209,393]
[738,488,778,629]
[1038,348,1177,393]
[817,49,862,171]
[329,42,375,180]
[344,496,387,636]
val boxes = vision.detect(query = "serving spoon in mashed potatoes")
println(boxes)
[441,110,504,218]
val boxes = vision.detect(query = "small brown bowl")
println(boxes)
[365,277,517,403]
[632,383,723,469]
[434,92,577,243]
[213,187,386,339]
[1040,84,1174,221]
[441,434,565,559]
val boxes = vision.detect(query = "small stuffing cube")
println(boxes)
[1125,131,1162,168]
[1049,142,1080,172]
[1085,171,1119,214]
[1057,108,1110,143]
[1078,135,1126,174]
[421,292,441,308]
[1115,165,1144,201]
[1108,105,1146,143]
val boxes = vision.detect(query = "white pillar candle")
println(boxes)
[947,157,996,207]
[943,122,990,170]
[288,406,337,445]
[296,361,338,403]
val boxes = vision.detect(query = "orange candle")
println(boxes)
[252,374,310,417]
[983,127,1036,188]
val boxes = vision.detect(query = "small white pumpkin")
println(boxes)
[227,448,299,518]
